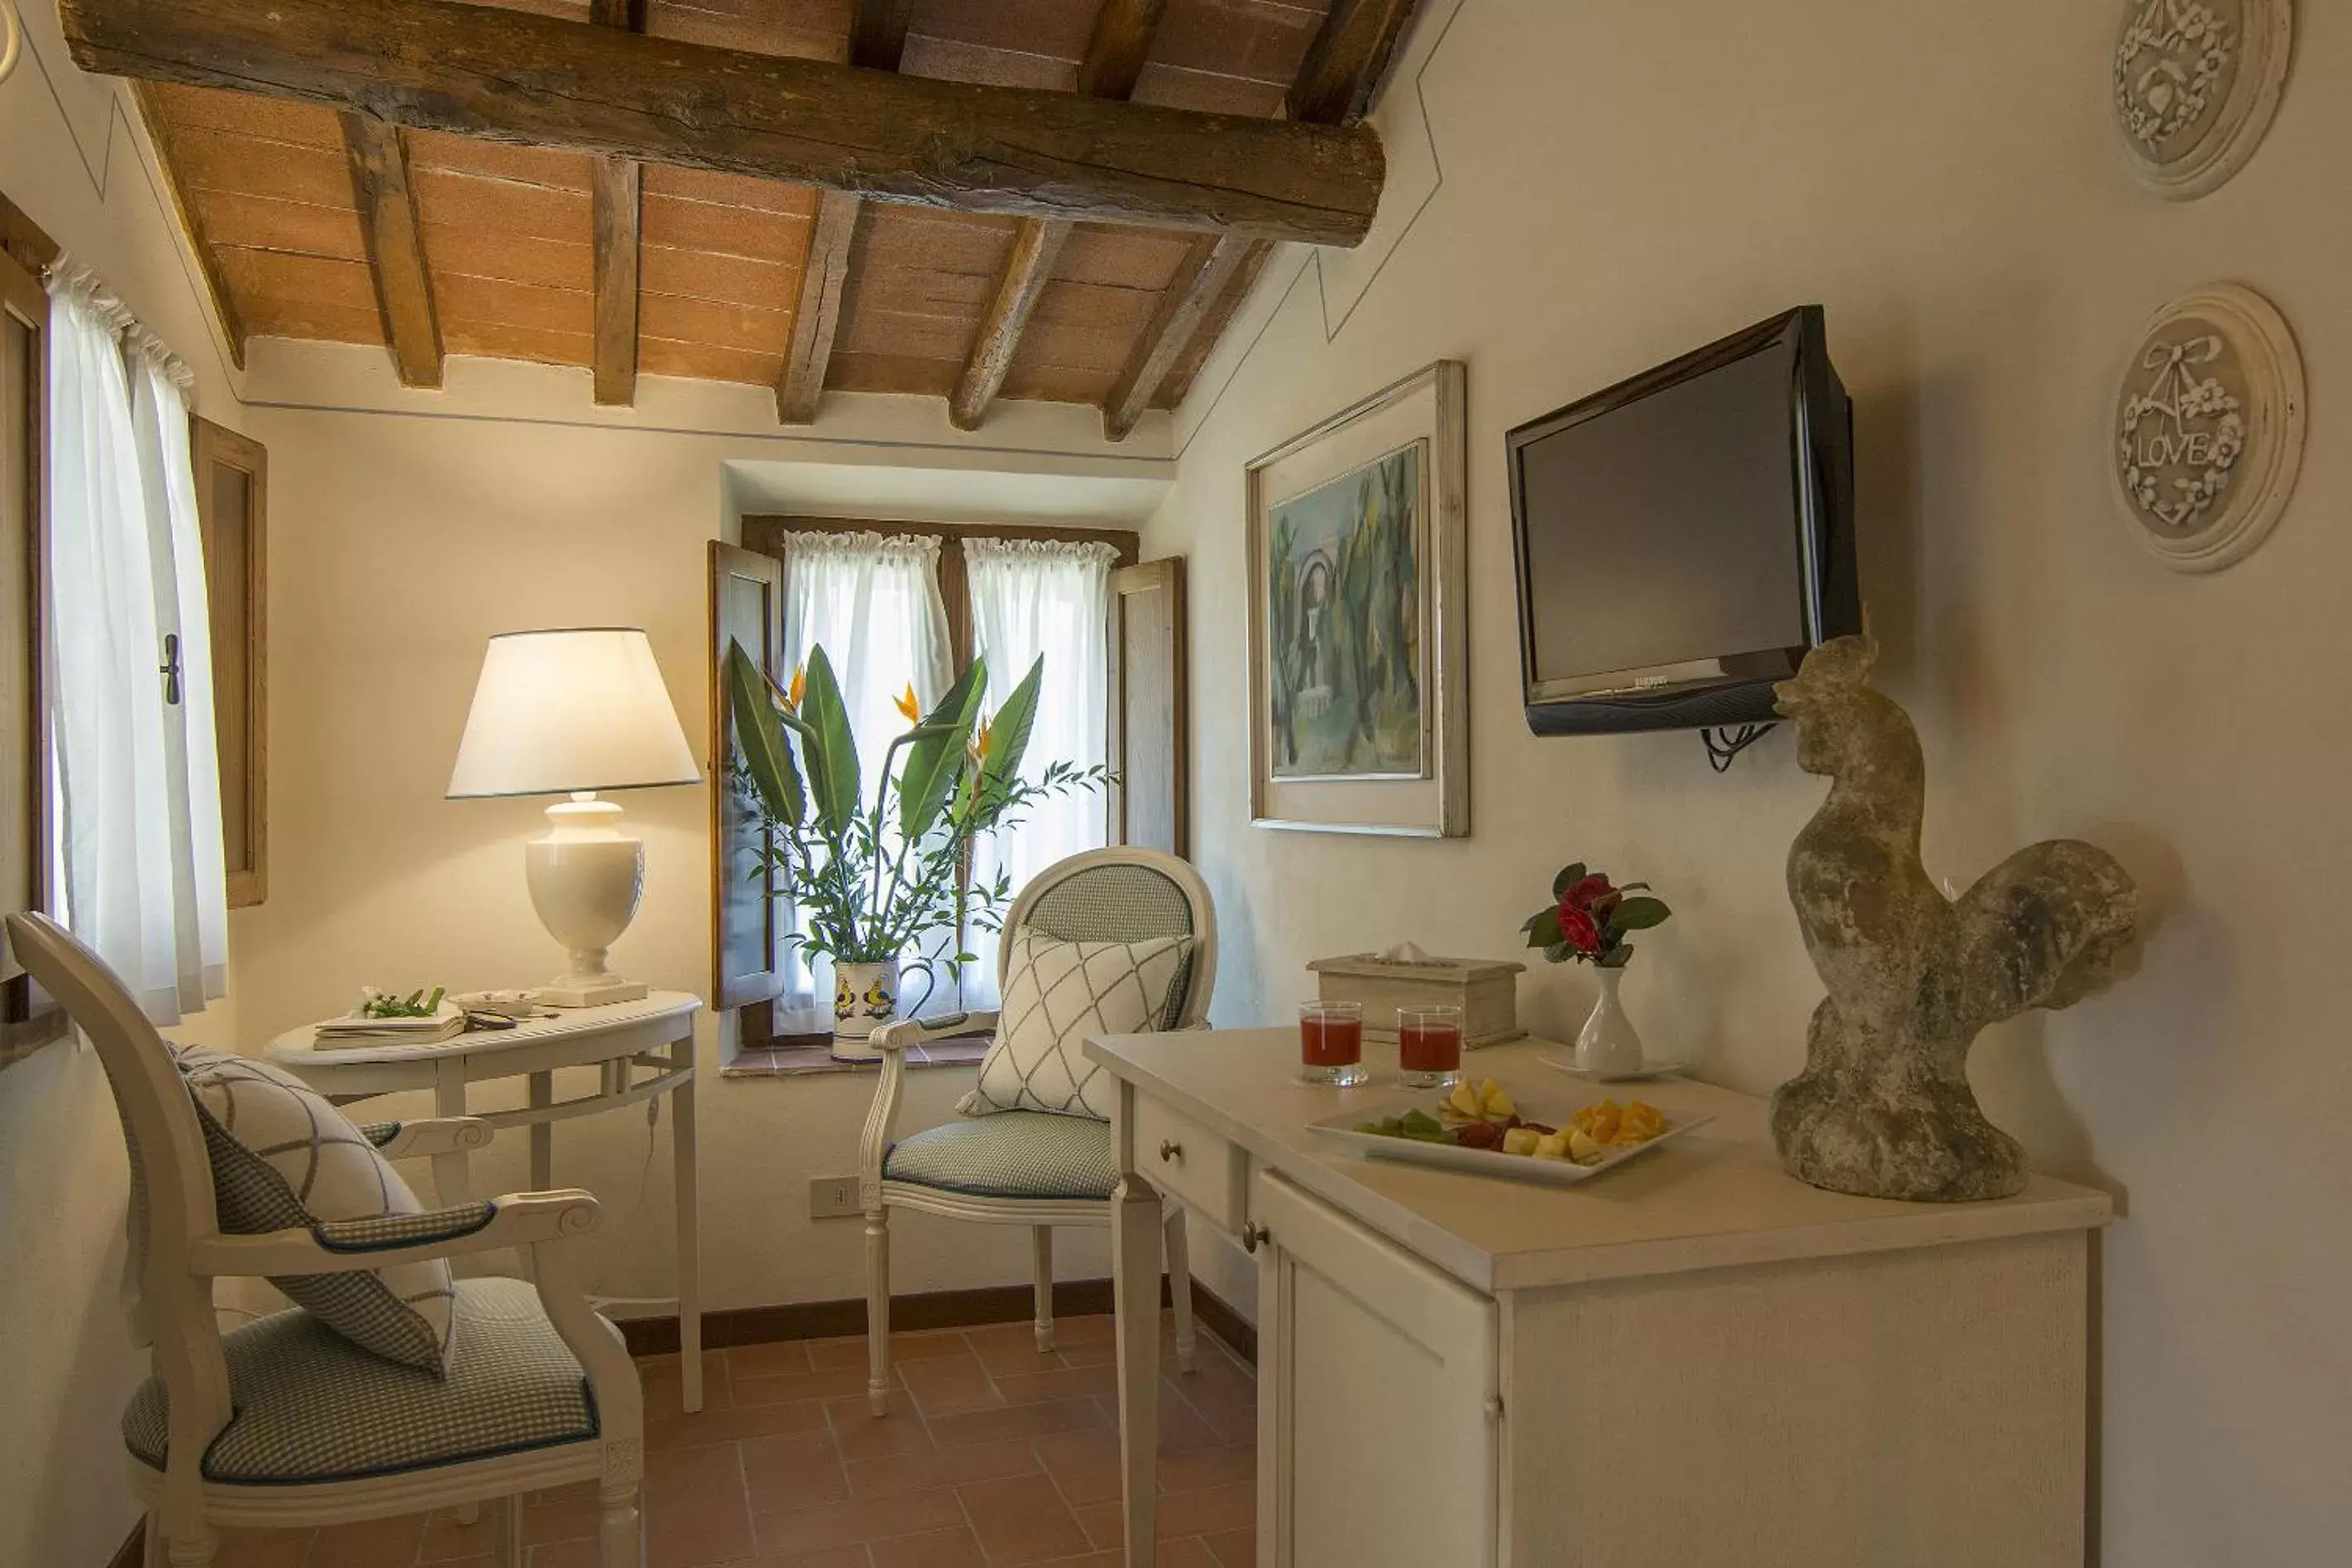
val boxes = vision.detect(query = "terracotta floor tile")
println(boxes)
[991,1362,1120,1407]
[1033,1427,1124,1508]
[963,1322,1065,1378]
[527,1542,598,1568]
[929,1395,1109,1450]
[1204,1524,1255,1565]
[642,1350,734,1418]
[844,1437,1039,1499]
[1156,1537,1226,1566]
[955,1473,1092,1565]
[754,1548,869,1568]
[742,1431,853,1515]
[896,1353,1007,1418]
[1113,1385,1224,1454]
[523,1491,601,1546]
[729,1339,815,1379]
[750,1489,965,1555]
[807,1328,973,1372]
[305,1511,425,1568]
[864,1524,988,1567]
[1069,1499,1120,1551]
[648,1397,829,1451]
[825,1395,934,1462]
[211,1527,313,1568]
[1158,1443,1256,1494]
[1197,1398,1258,1448]
[1153,1482,1255,1541]
[1027,1554,1122,1568]
[735,1364,874,1408]
[645,1438,744,1497]
[1055,1314,1116,1346]
[643,1443,755,1568]
[422,1505,506,1561]
[1177,1351,1258,1413]
[1055,1341,1115,1368]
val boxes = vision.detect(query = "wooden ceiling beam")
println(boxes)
[129,85,247,370]
[1097,0,1423,439]
[849,0,914,71]
[776,189,860,425]
[59,0,1383,246]
[949,0,1169,431]
[339,113,443,388]
[589,0,644,407]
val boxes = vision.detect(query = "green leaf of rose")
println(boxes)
[1550,863,1590,899]
[1524,906,1563,946]
[1606,896,1671,933]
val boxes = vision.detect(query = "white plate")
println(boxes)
[1540,1052,1690,1084]
[1308,1096,1714,1187]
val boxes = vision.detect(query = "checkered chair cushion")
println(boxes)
[1025,863,1200,1028]
[173,1047,458,1375]
[884,1111,1117,1201]
[122,1277,597,1484]
[958,930,1191,1121]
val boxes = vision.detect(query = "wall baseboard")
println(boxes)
[619,1274,1256,1367]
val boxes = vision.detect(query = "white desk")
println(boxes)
[266,992,706,1409]
[1087,1027,2114,1567]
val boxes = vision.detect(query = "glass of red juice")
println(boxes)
[1298,1001,1369,1087]
[1396,1005,1465,1089]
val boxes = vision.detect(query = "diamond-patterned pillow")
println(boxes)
[958,929,1193,1121]
[174,1047,459,1375]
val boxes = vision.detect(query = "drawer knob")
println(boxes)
[1159,1139,1183,1164]
[1241,1221,1270,1255]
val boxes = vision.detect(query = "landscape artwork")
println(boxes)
[1264,440,1428,780]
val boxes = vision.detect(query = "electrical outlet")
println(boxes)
[808,1175,861,1219]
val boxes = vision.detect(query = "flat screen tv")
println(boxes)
[1506,305,1860,737]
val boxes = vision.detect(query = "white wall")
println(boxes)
[1146,2,2350,1562]
[0,7,254,1566]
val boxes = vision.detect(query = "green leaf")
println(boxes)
[898,657,988,844]
[1524,906,1564,946]
[1607,896,1672,933]
[1597,945,1634,968]
[797,645,862,834]
[727,643,805,826]
[1551,863,1590,899]
[979,654,1045,796]
[1544,941,1576,963]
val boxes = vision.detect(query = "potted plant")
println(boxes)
[726,642,1105,1060]
[1521,863,1672,1077]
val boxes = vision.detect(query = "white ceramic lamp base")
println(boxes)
[525,792,650,1008]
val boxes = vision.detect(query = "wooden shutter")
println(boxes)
[1106,556,1188,854]
[191,417,268,908]
[709,542,787,1010]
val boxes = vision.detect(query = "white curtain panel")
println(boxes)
[44,261,227,1022]
[962,537,1114,1011]
[775,530,954,1032]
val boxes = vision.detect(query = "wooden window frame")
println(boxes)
[191,415,269,908]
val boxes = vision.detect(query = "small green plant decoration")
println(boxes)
[725,641,1108,988]
[1521,863,1672,968]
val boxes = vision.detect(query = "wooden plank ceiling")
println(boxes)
[129,0,1420,437]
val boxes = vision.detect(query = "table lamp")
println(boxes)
[447,628,700,1007]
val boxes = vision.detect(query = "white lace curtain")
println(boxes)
[44,261,227,1022]
[774,530,954,1032]
[963,538,1114,1010]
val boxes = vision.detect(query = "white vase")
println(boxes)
[831,958,902,1062]
[1575,966,1646,1078]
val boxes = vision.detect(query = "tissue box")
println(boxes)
[1307,953,1527,1049]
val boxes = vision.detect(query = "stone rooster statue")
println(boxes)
[1770,636,2138,1202]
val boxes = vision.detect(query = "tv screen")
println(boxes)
[1506,306,1857,736]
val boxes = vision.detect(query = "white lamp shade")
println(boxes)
[447,627,701,799]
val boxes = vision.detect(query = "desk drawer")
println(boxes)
[1131,1093,1245,1232]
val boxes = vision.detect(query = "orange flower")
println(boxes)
[968,711,993,762]
[785,664,806,712]
[894,683,922,724]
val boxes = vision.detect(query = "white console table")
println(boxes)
[266,992,705,1409]
[1087,1027,2112,1567]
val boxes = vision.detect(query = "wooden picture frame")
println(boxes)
[191,416,268,907]
[1246,361,1468,837]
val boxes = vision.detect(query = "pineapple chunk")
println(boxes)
[1502,1126,1541,1157]
[1533,1131,1573,1160]
[1447,1082,1483,1118]
[1485,1086,1518,1119]
[1566,1127,1605,1165]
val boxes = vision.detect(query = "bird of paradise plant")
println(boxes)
[725,641,1108,985]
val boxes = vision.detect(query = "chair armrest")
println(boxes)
[187,1190,601,1277]
[869,1011,998,1052]
[363,1117,495,1159]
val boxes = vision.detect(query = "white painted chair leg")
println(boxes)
[866,1202,892,1416]
[1031,1225,1056,1352]
[1165,1202,1198,1374]
[498,1494,524,1568]
[141,1513,165,1568]
[162,1530,218,1567]
[598,1477,643,1568]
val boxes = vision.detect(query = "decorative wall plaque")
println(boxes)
[2112,0,2292,199]
[2111,284,2303,574]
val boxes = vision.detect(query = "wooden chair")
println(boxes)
[2,911,646,1568]
[858,846,1217,1415]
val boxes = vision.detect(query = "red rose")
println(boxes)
[1558,906,1604,954]
[1563,873,1614,911]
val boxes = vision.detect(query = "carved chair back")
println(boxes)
[998,846,1217,1027]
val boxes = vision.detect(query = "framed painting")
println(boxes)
[1247,361,1467,836]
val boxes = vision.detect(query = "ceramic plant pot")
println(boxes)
[831,959,901,1061]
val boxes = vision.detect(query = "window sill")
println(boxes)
[723,1034,991,1080]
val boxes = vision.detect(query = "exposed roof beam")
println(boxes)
[339,112,443,388]
[1098,0,1423,438]
[850,0,914,71]
[949,0,1169,431]
[129,85,247,370]
[776,189,861,425]
[588,0,645,407]
[60,0,1384,246]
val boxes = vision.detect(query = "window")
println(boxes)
[190,416,267,906]
[735,517,1138,1038]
